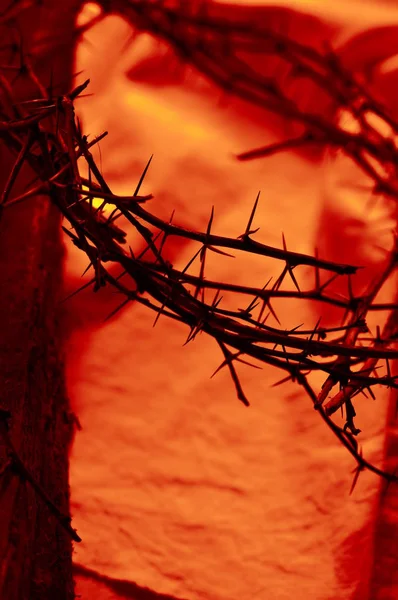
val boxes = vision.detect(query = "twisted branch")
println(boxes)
[0,0,397,516]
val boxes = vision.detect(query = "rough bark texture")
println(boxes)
[0,1,81,598]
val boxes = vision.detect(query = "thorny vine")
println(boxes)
[0,0,398,541]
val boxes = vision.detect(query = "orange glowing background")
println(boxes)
[65,2,398,599]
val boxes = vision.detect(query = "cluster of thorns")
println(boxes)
[1,0,398,540]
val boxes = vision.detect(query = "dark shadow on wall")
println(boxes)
[74,563,188,600]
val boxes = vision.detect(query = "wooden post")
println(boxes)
[0,2,82,598]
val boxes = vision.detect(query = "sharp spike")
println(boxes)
[215,341,250,406]
[104,298,130,322]
[134,155,153,197]
[182,247,202,275]
[81,261,93,278]
[211,289,223,310]
[153,301,166,328]
[247,191,260,234]
[206,245,235,258]
[206,206,214,236]
[59,277,96,303]
[288,265,301,292]
[267,300,281,325]
[349,463,364,496]
[271,374,293,387]
[238,191,261,239]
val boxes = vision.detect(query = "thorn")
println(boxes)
[267,300,281,325]
[215,341,250,406]
[303,317,322,355]
[319,272,340,293]
[257,300,267,325]
[239,300,260,317]
[184,321,204,345]
[59,277,96,304]
[206,245,235,258]
[81,261,93,278]
[281,234,300,291]
[69,78,91,101]
[61,226,79,241]
[206,205,214,236]
[281,344,290,366]
[182,247,202,275]
[236,356,261,370]
[115,270,127,282]
[238,228,260,240]
[271,374,292,387]
[263,276,273,289]
[245,279,272,317]
[211,350,261,378]
[134,155,153,197]
[137,230,163,261]
[282,232,287,252]
[273,265,288,290]
[256,278,273,324]
[210,289,223,310]
[349,460,364,496]
[153,301,167,328]
[310,317,322,342]
[158,210,175,258]
[288,264,301,292]
[195,245,206,300]
[247,190,260,233]
[103,298,130,322]
[238,191,261,239]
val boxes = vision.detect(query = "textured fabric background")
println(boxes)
[66,4,397,599]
